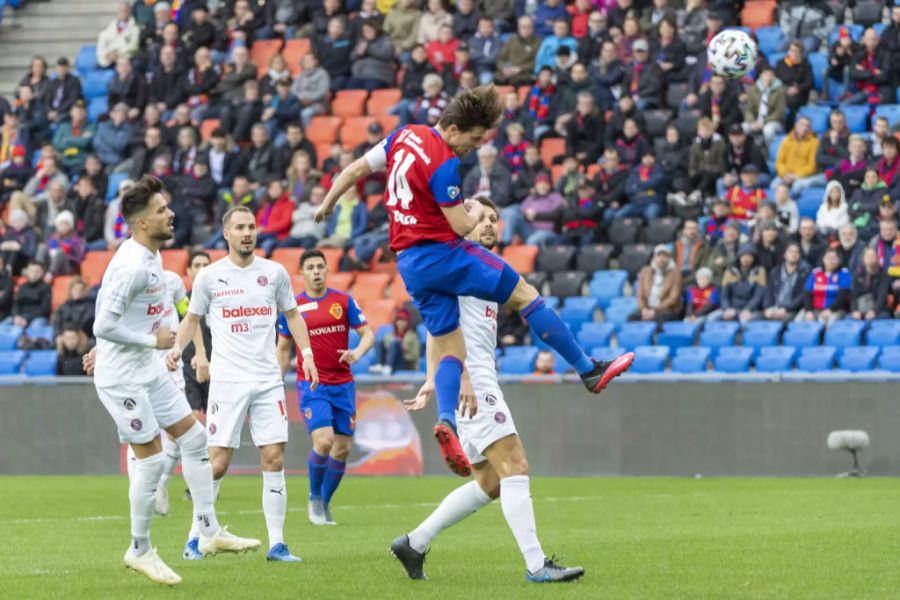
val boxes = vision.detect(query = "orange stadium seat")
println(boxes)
[80,251,114,285]
[517,85,531,105]
[540,138,566,167]
[351,273,391,304]
[375,114,400,134]
[496,85,514,99]
[200,118,220,141]
[291,273,307,294]
[320,247,343,273]
[342,116,377,148]
[283,39,311,75]
[160,249,189,275]
[359,299,395,329]
[332,90,368,118]
[366,194,382,210]
[182,275,193,292]
[271,248,304,274]
[501,245,539,273]
[51,276,73,310]
[369,248,397,276]
[366,88,402,115]
[315,143,334,169]
[585,163,602,179]
[250,40,283,71]
[741,0,776,29]
[329,272,355,292]
[307,116,343,145]
[388,274,412,307]
[550,164,566,183]
[206,249,227,262]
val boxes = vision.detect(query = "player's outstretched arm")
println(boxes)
[338,324,375,365]
[314,156,374,223]
[283,307,319,390]
[167,313,202,370]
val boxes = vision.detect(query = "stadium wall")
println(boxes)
[1,378,898,477]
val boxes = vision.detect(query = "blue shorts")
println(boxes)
[397,240,520,336]
[299,380,357,436]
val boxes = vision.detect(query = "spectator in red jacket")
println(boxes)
[255,179,294,256]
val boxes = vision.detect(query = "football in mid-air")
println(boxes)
[708,29,758,79]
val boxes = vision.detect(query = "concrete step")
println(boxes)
[1,14,108,29]
[13,2,118,16]
[1,28,98,43]
[0,42,87,61]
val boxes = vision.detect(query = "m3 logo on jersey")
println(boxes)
[329,303,343,320]
[222,306,273,318]
[447,185,460,200]
[146,302,164,315]
[257,276,268,287]
[123,398,136,410]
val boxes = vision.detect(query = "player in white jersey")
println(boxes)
[390,197,584,583]
[167,204,319,563]
[88,176,260,586]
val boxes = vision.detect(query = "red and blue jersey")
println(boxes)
[277,288,367,385]
[364,124,463,252]
[805,268,852,310]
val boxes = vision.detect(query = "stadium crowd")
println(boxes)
[3,0,900,375]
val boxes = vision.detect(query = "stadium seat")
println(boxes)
[332,90,368,118]
[160,250,189,275]
[643,109,673,140]
[83,69,114,101]
[769,134,785,162]
[657,320,700,349]
[314,143,333,169]
[874,105,900,128]
[798,105,830,134]
[608,218,641,247]
[797,188,825,220]
[713,346,754,373]
[501,245,538,273]
[740,0,776,28]
[366,88,402,116]
[808,52,827,92]
[271,248,304,274]
[617,322,656,351]
[542,296,560,310]
[783,321,824,348]
[829,24,863,45]
[351,273,391,304]
[282,39,311,74]
[375,114,400,134]
[631,345,669,374]
[536,245,576,272]
[671,346,711,373]
[588,270,628,308]
[51,276,73,311]
[106,171,128,201]
[341,116,377,149]
[306,116,343,145]
[350,350,374,376]
[328,272,355,292]
[824,320,865,348]
[796,346,837,372]
[591,346,627,362]
[24,351,57,376]
[698,321,741,354]
[560,297,597,331]
[524,271,548,293]
[674,112,699,140]
[604,297,637,325]
[87,96,108,122]
[766,52,785,69]
[80,251,114,285]
[539,138,565,166]
[754,26,784,55]
[200,118,221,142]
[827,79,846,102]
[879,346,900,371]
[373,323,394,342]
[576,322,616,350]
[617,244,653,280]
[358,299,394,329]
[26,321,53,341]
[842,106,869,133]
[853,1,884,26]
[866,319,900,347]
[0,325,22,351]
[501,346,539,374]
[755,345,797,372]
[839,346,879,372]
[665,82,690,111]
[75,45,98,76]
[741,320,783,355]
[644,217,681,245]
[576,244,614,273]
[0,350,25,375]
[250,40,284,72]
[549,271,587,299]
[388,276,411,307]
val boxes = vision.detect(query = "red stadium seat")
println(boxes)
[741,0,776,29]
[315,143,335,169]
[51,276,73,310]
[342,116,377,149]
[550,164,566,183]
[306,116,343,145]
[250,40,283,73]
[160,249,188,275]
[351,273,391,304]
[271,248,304,275]
[332,90,368,119]
[388,272,412,307]
[200,118,220,142]
[366,88,402,115]
[329,272,355,292]
[501,245,539,273]
[80,251,114,285]
[540,138,566,167]
[206,249,228,263]
[283,39,311,75]
[359,298,395,329]
[320,247,343,273]
[375,114,400,135]
[517,85,531,105]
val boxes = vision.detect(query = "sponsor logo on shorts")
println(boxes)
[485,394,497,406]
[208,423,217,435]
[304,407,312,420]
[130,418,143,431]
[146,302,164,315]
[494,412,507,424]
[257,276,268,287]
[221,305,273,318]
[123,398,136,410]
[329,302,343,320]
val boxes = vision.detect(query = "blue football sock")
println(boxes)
[321,457,346,507]
[434,356,463,427]
[520,297,593,375]
[308,450,328,500]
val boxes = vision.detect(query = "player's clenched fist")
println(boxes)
[82,347,97,376]
[155,326,176,350]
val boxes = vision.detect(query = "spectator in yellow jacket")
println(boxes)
[773,116,824,196]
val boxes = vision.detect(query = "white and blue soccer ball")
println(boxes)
[708,29,758,79]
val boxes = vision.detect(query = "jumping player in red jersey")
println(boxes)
[276,249,374,526]
[315,86,634,477]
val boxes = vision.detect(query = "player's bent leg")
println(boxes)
[259,443,299,562]
[430,329,473,477]
[308,426,334,525]
[155,433,180,516]
[505,277,634,394]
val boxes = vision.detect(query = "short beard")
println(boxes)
[235,246,254,258]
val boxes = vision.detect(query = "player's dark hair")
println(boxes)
[300,249,326,268]
[438,85,503,133]
[222,205,253,227]
[189,250,210,266]
[472,195,498,216]
[121,175,163,223]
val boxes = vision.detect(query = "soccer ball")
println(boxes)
[708,29,758,79]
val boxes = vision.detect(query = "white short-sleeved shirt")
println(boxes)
[155,270,187,368]
[189,256,297,383]
[459,295,499,391]
[94,238,167,386]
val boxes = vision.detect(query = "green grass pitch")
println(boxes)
[3,476,900,599]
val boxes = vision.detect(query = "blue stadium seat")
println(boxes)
[350,351,374,375]
[829,24,863,45]
[824,320,865,348]
[713,346,753,373]
[873,23,887,36]
[604,297,637,325]
[26,325,54,342]
[416,323,427,343]
[754,26,784,56]
[783,321,824,348]
[879,346,900,372]
[866,320,900,347]
[106,171,128,201]
[842,106,869,133]
[656,320,700,350]
[75,45,99,76]
[24,351,57,376]
[755,346,797,372]
[0,325,23,350]
[874,104,900,128]
[741,321,783,355]
[798,105,829,134]
[591,346,626,362]
[559,297,598,331]
[88,96,108,123]
[769,134,785,162]
[374,324,393,341]
[797,188,825,220]
[630,345,669,374]
[616,322,656,351]
[576,322,615,350]
[83,69,114,100]
[548,349,572,373]
[698,321,740,354]
[543,296,560,311]
[588,270,628,308]
[766,52,785,67]
[0,350,25,375]
[796,346,837,372]
[839,346,879,372]
[828,79,846,101]
[500,346,539,374]
[808,52,827,92]
[670,346,711,373]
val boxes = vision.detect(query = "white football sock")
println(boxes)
[126,444,136,479]
[129,451,165,556]
[407,481,492,554]
[262,470,286,548]
[177,421,220,538]
[189,476,222,541]
[500,475,545,573]
[159,434,180,486]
